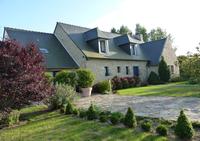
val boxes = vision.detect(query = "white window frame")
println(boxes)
[39,48,49,54]
[98,39,109,54]
[130,44,136,56]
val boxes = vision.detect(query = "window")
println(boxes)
[130,44,136,55]
[117,66,121,73]
[100,40,106,53]
[126,66,129,75]
[133,66,139,77]
[170,65,174,74]
[39,48,49,54]
[105,66,109,76]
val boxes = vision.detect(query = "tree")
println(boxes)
[118,25,132,34]
[158,57,170,82]
[148,27,172,41]
[0,40,54,111]
[111,28,117,33]
[175,110,194,139]
[148,71,160,85]
[123,107,137,128]
[135,24,148,42]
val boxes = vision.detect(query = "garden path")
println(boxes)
[75,94,200,121]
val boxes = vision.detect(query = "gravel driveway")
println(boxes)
[75,94,200,121]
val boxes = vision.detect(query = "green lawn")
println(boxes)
[117,82,200,97]
[0,106,167,141]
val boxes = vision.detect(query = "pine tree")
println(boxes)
[175,110,194,139]
[123,107,137,128]
[158,57,170,82]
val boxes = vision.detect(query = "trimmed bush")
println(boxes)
[121,78,129,88]
[156,125,168,136]
[158,57,170,82]
[87,104,98,120]
[77,69,95,88]
[54,70,69,84]
[148,71,160,85]
[175,110,194,139]
[110,112,124,125]
[188,77,199,84]
[0,110,20,126]
[65,102,74,115]
[79,109,87,118]
[123,107,137,128]
[93,80,111,94]
[141,121,152,132]
[49,84,76,110]
[99,111,111,122]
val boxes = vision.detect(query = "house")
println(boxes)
[3,22,179,82]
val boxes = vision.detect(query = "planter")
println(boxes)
[81,87,92,97]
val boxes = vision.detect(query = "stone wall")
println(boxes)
[162,39,180,77]
[85,58,148,83]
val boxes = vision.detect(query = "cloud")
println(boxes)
[89,0,200,55]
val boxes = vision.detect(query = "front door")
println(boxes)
[133,66,139,77]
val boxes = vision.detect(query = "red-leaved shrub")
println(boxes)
[0,40,54,111]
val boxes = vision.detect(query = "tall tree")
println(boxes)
[118,25,132,35]
[148,27,172,41]
[111,28,117,33]
[0,40,54,111]
[158,57,170,82]
[135,24,148,42]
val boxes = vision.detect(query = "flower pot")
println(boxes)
[81,87,92,97]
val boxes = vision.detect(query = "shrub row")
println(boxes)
[111,76,140,90]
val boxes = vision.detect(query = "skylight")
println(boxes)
[39,48,49,54]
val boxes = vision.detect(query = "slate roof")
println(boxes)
[58,22,148,61]
[83,27,108,41]
[114,34,143,46]
[140,38,167,65]
[4,27,78,69]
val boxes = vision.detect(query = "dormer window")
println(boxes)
[99,39,109,54]
[130,44,136,55]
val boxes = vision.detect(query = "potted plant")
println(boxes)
[77,69,95,97]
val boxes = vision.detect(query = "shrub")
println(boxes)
[156,125,168,136]
[0,40,53,111]
[141,121,152,132]
[60,105,66,114]
[148,71,161,85]
[45,72,54,83]
[79,109,87,118]
[77,69,95,88]
[188,77,199,84]
[121,77,130,88]
[54,71,78,87]
[93,80,111,94]
[87,104,98,120]
[175,110,194,139]
[65,102,74,115]
[158,57,170,82]
[192,121,200,128]
[111,76,123,90]
[54,70,69,84]
[99,111,111,122]
[49,84,76,110]
[72,108,79,116]
[169,77,182,82]
[110,112,124,125]
[0,110,20,126]
[123,107,137,128]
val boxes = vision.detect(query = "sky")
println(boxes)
[0,0,199,55]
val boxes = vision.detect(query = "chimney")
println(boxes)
[134,33,144,42]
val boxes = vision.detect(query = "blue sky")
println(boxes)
[1,0,200,55]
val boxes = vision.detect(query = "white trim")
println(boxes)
[98,39,109,54]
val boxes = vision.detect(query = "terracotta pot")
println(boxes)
[81,87,92,97]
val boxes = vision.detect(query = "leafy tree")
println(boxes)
[111,28,117,33]
[0,40,53,111]
[177,55,189,79]
[135,24,148,42]
[148,71,160,85]
[158,57,170,82]
[123,107,137,128]
[118,25,132,34]
[175,110,194,139]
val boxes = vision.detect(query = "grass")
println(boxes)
[0,105,167,141]
[117,82,200,97]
